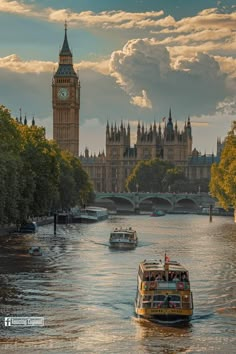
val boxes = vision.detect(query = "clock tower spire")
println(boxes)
[52,22,80,156]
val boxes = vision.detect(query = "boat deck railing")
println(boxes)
[138,293,192,310]
[140,280,190,291]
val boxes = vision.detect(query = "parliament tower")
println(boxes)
[52,23,80,156]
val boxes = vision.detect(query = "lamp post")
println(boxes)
[136,183,139,193]
[54,212,57,235]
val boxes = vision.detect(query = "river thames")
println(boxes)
[0,214,235,353]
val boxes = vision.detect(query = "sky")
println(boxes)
[0,0,236,155]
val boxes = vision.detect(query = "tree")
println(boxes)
[0,104,94,224]
[17,124,60,219]
[55,150,94,211]
[125,158,183,192]
[210,122,236,209]
[0,106,23,224]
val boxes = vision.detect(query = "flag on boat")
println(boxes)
[165,254,170,263]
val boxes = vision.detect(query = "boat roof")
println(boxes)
[85,206,107,211]
[112,227,136,233]
[140,259,188,272]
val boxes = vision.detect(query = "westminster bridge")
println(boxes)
[95,192,217,213]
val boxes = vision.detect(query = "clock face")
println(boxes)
[57,87,69,99]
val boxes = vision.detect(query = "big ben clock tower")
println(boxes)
[52,23,80,156]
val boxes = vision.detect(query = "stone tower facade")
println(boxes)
[80,111,193,192]
[52,23,80,156]
[162,109,192,167]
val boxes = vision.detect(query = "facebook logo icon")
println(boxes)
[5,317,12,326]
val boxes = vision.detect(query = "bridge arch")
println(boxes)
[175,197,199,211]
[95,194,135,210]
[139,196,173,211]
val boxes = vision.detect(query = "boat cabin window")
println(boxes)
[152,294,181,308]
[143,271,164,281]
[87,210,96,216]
[153,295,165,302]
[141,295,152,308]
[166,295,181,308]
[143,295,151,301]
[168,272,181,281]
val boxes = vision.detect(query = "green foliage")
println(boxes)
[125,158,184,192]
[210,123,236,209]
[125,157,209,193]
[0,105,94,225]
[0,106,23,224]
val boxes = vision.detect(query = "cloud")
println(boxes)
[163,8,236,33]
[0,2,164,29]
[0,54,110,76]
[110,38,231,117]
[216,96,236,115]
[190,112,235,153]
[110,38,170,92]
[130,90,152,109]
[2,2,234,35]
[0,0,32,14]
[214,56,236,78]
[46,9,165,29]
[191,121,209,127]
[1,3,236,70]
[78,60,110,75]
[0,54,55,73]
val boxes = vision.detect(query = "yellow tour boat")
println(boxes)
[134,255,193,324]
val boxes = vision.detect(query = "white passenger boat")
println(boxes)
[134,255,193,324]
[79,206,108,223]
[109,227,138,249]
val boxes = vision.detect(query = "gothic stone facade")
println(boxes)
[80,111,193,192]
[52,25,80,156]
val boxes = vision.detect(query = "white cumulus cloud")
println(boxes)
[130,90,152,109]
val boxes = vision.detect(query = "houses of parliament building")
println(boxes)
[52,26,221,193]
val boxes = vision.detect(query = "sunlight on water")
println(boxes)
[0,214,235,353]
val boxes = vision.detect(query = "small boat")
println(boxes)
[19,221,38,233]
[78,207,108,223]
[134,255,193,324]
[151,209,165,217]
[28,246,42,256]
[109,227,138,249]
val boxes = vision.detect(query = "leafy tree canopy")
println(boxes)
[0,105,94,225]
[125,158,185,192]
[210,122,236,209]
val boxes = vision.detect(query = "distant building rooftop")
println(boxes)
[188,154,220,165]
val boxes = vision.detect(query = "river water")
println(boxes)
[0,214,235,354]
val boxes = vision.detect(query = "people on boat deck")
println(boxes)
[181,272,188,281]
[150,273,155,281]
[145,272,156,281]
[144,271,188,282]
[172,274,180,281]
